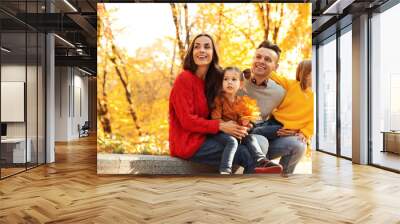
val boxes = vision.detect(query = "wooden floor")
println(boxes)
[1,163,45,178]
[1,167,26,177]
[373,150,400,171]
[1,136,400,223]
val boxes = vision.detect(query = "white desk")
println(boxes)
[1,138,31,163]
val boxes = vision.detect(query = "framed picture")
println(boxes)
[97,2,312,175]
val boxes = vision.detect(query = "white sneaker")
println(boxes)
[220,171,231,175]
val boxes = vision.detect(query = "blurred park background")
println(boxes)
[97,3,312,157]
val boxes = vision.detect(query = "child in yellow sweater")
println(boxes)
[251,60,314,145]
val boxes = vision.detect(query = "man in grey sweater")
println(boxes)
[241,40,306,176]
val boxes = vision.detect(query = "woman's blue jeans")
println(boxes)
[190,135,260,174]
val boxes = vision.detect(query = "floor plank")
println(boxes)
[0,135,399,223]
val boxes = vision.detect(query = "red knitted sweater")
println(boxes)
[169,70,220,159]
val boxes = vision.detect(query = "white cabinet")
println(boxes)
[382,131,400,154]
[1,138,32,163]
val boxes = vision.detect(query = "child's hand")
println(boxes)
[241,120,249,126]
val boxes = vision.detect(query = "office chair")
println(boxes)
[79,121,90,138]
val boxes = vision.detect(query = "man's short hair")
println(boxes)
[257,40,281,61]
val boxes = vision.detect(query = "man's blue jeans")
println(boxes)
[251,120,306,174]
[190,135,259,174]
[251,119,283,141]
[267,136,306,174]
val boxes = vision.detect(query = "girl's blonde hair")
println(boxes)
[296,60,312,91]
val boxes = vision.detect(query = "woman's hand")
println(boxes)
[277,128,298,137]
[219,121,248,139]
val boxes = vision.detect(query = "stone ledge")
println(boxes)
[97,153,242,175]
[97,135,270,175]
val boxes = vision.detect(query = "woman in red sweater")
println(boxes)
[169,33,257,173]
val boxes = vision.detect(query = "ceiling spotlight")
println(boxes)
[63,0,78,12]
[78,67,93,76]
[1,47,11,53]
[322,0,355,15]
[54,34,75,48]
[76,48,86,55]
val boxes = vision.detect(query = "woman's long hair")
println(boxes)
[183,33,223,110]
[296,60,312,91]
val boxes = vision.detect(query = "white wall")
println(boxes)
[54,67,89,141]
[72,72,89,138]
[55,66,69,141]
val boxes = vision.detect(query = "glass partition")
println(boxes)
[0,1,46,179]
[38,32,45,165]
[1,30,28,178]
[27,31,38,169]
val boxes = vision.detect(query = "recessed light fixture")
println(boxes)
[322,0,355,15]
[54,34,75,48]
[1,47,11,53]
[78,67,93,76]
[76,48,85,55]
[63,0,78,12]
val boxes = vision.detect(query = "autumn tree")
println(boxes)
[97,4,112,135]
[98,4,143,137]
[255,3,312,76]
[170,3,191,63]
[255,3,285,44]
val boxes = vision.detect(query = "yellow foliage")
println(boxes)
[239,96,261,123]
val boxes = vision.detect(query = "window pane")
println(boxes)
[371,3,400,171]
[340,29,352,158]
[318,37,337,154]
